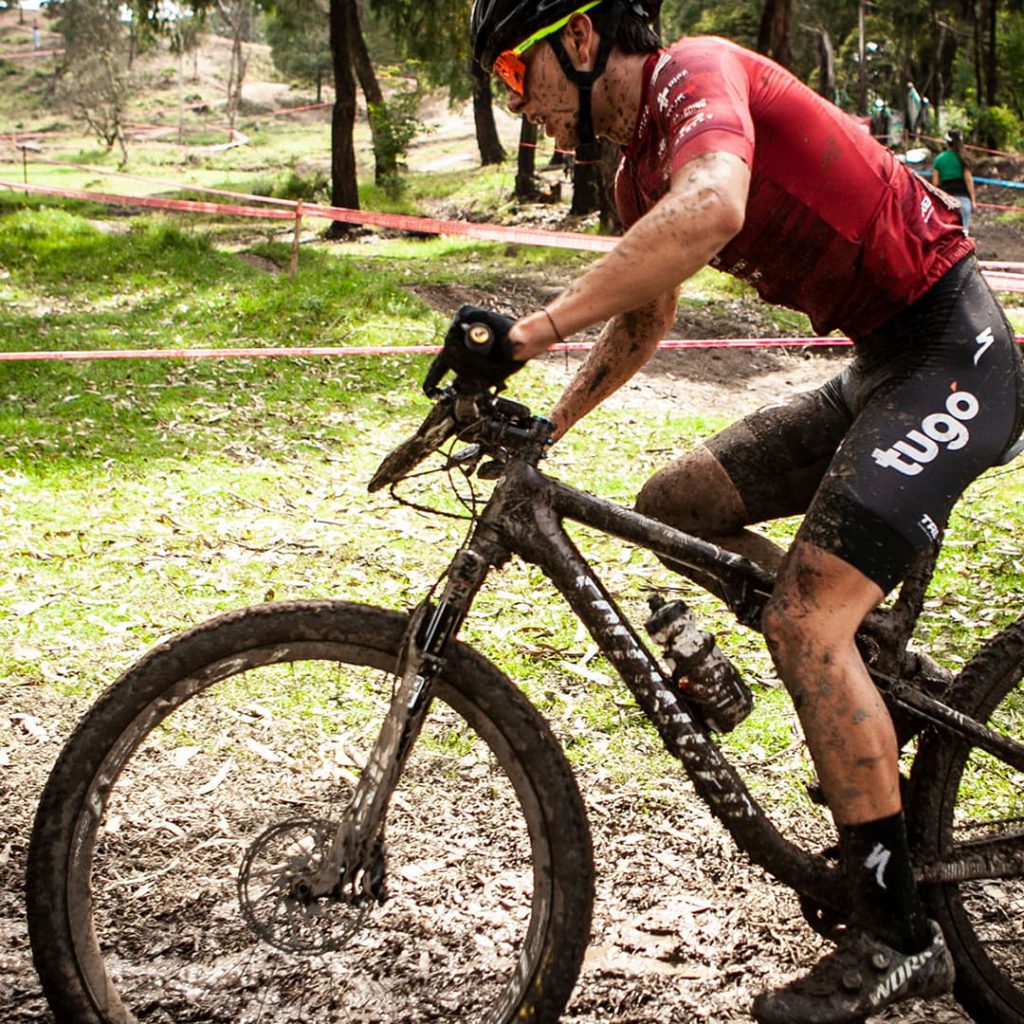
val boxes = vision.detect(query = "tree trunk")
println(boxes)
[597,139,621,235]
[983,0,997,108]
[327,0,359,235]
[810,27,836,103]
[471,62,506,165]
[756,0,791,69]
[515,118,539,201]
[347,0,397,184]
[570,158,598,215]
[972,0,984,108]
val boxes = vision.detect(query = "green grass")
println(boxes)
[1,202,1023,815]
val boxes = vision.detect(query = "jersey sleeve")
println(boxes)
[660,46,755,177]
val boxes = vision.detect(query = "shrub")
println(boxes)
[973,105,1023,152]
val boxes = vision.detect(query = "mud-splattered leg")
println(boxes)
[636,443,786,591]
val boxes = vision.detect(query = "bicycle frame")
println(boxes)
[323,453,1024,910]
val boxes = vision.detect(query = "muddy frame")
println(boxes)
[338,404,1024,920]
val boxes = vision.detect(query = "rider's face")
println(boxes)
[504,41,580,151]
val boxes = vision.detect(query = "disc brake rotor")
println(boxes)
[237,818,368,955]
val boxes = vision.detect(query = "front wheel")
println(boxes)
[909,618,1024,1024]
[27,601,594,1024]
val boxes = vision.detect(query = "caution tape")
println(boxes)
[2,48,64,61]
[5,336,1024,363]
[0,178,620,252]
[4,178,1024,294]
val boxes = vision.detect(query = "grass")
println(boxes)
[2,179,1024,824]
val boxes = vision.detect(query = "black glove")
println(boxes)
[423,305,525,396]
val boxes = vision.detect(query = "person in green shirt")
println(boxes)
[932,130,976,235]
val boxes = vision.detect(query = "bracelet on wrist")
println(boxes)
[543,308,566,345]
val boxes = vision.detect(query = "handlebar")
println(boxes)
[368,383,554,493]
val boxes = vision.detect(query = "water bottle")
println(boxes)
[644,595,753,733]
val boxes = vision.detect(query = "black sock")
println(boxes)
[839,811,933,954]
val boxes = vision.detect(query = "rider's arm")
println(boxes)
[548,289,678,440]
[509,150,750,361]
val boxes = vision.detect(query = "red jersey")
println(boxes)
[615,38,973,339]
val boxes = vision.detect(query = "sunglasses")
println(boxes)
[492,0,601,95]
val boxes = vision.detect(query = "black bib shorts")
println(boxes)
[706,256,1024,593]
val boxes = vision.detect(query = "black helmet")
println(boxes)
[471,0,657,160]
[471,0,599,69]
[471,0,660,69]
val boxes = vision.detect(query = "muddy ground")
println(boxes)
[4,205,1023,1024]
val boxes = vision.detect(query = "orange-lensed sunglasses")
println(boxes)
[492,0,601,95]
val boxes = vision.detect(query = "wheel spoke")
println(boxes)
[28,606,592,1024]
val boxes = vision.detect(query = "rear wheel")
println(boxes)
[909,619,1024,1024]
[27,600,594,1024]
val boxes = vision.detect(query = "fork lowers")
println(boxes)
[645,596,754,733]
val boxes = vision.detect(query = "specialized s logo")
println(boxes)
[872,390,980,476]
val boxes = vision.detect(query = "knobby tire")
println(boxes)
[909,617,1024,1024]
[26,600,594,1024]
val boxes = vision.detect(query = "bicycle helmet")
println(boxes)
[471,0,655,159]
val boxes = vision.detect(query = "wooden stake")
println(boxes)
[290,201,303,279]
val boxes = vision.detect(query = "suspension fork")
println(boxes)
[306,529,505,900]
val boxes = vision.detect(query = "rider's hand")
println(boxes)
[508,312,561,362]
[423,305,525,395]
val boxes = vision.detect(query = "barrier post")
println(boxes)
[290,200,303,279]
[17,142,40,184]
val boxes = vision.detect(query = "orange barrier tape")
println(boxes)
[3,337,1023,363]
[4,178,1024,291]
[22,158,302,208]
[0,178,620,252]
[0,179,298,220]
[2,48,64,60]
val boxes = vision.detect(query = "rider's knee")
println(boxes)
[635,446,745,538]
[760,593,800,668]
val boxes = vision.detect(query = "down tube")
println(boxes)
[516,504,839,909]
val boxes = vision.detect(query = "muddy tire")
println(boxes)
[27,600,593,1024]
[908,618,1024,1024]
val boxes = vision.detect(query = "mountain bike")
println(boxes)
[26,363,1024,1024]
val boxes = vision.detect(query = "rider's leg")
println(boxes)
[761,540,932,953]
[636,444,786,573]
[755,259,1023,1023]
[635,375,855,586]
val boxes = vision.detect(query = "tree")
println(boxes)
[56,0,134,165]
[347,0,401,186]
[756,0,792,68]
[214,0,255,136]
[327,0,360,227]
[264,0,331,102]
[470,59,506,165]
[372,0,506,165]
[169,16,202,142]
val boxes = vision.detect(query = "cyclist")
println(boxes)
[466,0,1024,1021]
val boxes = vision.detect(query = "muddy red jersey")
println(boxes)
[615,37,973,339]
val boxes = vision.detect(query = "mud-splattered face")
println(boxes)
[505,40,581,151]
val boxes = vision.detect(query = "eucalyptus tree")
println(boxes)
[265,0,331,101]
[54,0,135,164]
[370,0,506,164]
